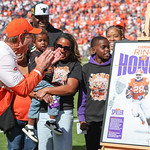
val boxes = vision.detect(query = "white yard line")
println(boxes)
[74,119,79,122]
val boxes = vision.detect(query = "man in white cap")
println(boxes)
[31,3,62,47]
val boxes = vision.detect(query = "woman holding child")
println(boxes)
[35,33,82,150]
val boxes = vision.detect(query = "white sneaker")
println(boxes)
[22,125,38,143]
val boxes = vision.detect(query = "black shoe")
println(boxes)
[22,125,38,143]
[45,121,63,135]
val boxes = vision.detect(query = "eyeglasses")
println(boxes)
[55,44,71,52]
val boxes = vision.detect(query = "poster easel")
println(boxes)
[100,3,150,150]
[100,143,150,150]
[137,3,150,41]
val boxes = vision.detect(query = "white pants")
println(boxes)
[37,110,73,150]
[132,99,150,124]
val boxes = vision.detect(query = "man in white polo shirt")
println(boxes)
[0,18,61,118]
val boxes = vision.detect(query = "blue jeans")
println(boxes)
[28,80,60,119]
[37,110,73,150]
[6,119,37,150]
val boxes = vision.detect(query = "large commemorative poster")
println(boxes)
[101,41,150,147]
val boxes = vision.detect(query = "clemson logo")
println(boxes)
[13,67,17,71]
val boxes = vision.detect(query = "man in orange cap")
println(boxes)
[0,18,61,122]
[114,20,128,40]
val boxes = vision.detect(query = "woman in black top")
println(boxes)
[35,33,82,150]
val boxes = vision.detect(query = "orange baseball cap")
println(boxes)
[5,18,42,37]
[113,20,125,28]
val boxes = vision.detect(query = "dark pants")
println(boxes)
[85,121,103,150]
[6,119,37,150]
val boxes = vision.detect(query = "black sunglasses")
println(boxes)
[34,15,49,20]
[55,44,71,52]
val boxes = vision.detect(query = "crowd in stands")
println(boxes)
[0,0,149,55]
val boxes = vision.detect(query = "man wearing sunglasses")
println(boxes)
[30,3,62,48]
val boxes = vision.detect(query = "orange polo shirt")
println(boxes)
[13,95,31,121]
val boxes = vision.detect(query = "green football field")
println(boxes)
[0,58,88,150]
